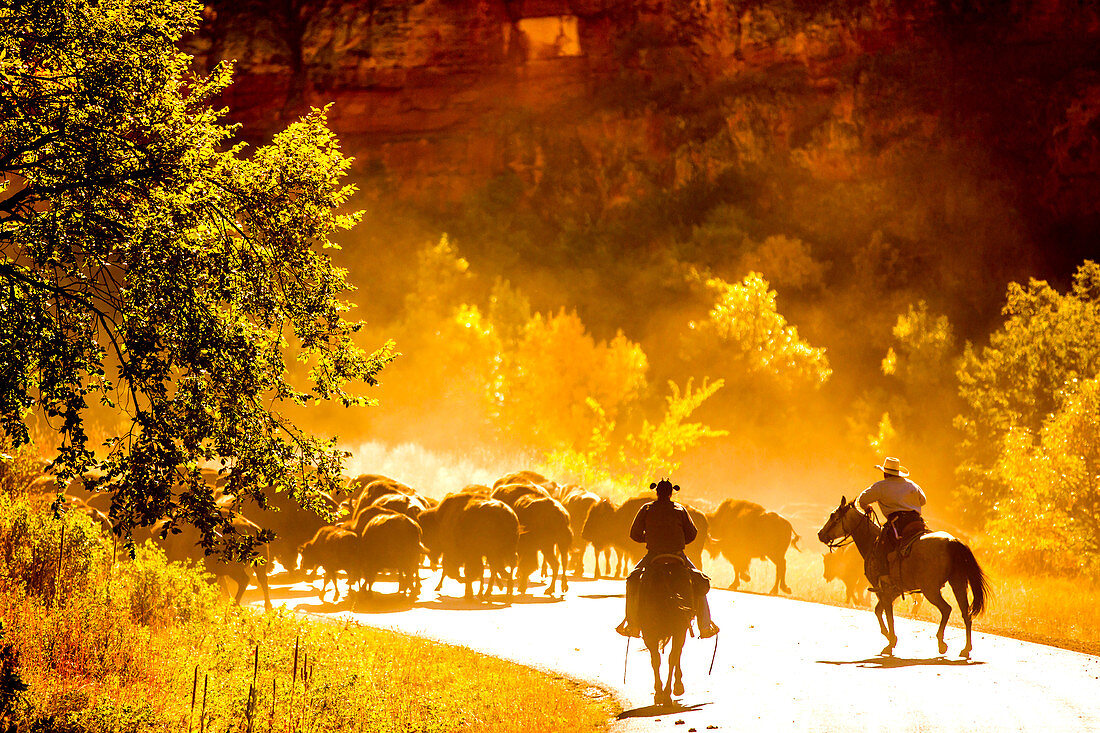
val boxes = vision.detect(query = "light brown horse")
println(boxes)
[817,497,988,658]
[638,555,695,705]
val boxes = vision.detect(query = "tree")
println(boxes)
[681,271,832,387]
[0,0,393,558]
[955,261,1100,526]
[987,376,1100,573]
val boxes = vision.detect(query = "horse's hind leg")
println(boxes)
[950,575,974,658]
[925,586,952,655]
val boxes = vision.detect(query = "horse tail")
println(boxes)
[950,540,989,617]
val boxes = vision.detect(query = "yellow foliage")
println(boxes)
[501,309,648,446]
[988,376,1100,572]
[683,271,832,386]
[543,379,727,490]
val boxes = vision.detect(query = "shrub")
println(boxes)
[0,497,108,600]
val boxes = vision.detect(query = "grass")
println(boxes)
[0,495,618,733]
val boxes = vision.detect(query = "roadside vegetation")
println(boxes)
[0,476,617,733]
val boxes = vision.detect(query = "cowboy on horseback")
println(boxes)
[857,456,928,594]
[615,479,720,639]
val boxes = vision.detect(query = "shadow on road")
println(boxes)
[579,593,624,599]
[817,656,986,669]
[617,701,710,719]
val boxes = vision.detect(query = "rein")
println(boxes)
[823,502,878,550]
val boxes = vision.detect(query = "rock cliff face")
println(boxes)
[184,0,1100,338]
[187,1,1100,220]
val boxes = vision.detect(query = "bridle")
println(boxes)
[820,501,876,550]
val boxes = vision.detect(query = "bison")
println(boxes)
[610,496,649,575]
[492,470,558,495]
[358,511,423,599]
[449,497,520,600]
[707,499,800,595]
[371,492,430,520]
[299,525,360,603]
[235,488,337,578]
[683,503,710,571]
[511,494,572,595]
[490,481,551,506]
[419,492,480,586]
[580,498,619,578]
[154,514,273,610]
[822,544,867,605]
[560,487,601,575]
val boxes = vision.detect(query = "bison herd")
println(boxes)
[38,468,883,609]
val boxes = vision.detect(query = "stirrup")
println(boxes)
[699,622,720,639]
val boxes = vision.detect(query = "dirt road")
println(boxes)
[262,573,1100,732]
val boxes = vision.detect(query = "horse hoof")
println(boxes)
[938,640,948,655]
[880,645,894,656]
[673,680,684,696]
[960,647,972,659]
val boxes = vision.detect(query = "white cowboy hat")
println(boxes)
[875,456,909,477]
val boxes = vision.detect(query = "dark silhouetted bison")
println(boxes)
[490,481,551,506]
[580,497,619,578]
[511,494,572,595]
[707,499,800,595]
[236,488,337,577]
[371,492,430,520]
[609,496,649,575]
[561,487,601,575]
[419,492,480,587]
[492,470,558,495]
[299,525,360,603]
[359,511,423,598]
[682,503,710,571]
[450,497,520,600]
[154,514,273,610]
[823,544,867,605]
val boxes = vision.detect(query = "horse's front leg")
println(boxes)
[882,597,898,654]
[874,595,897,655]
[649,644,669,705]
[671,632,686,697]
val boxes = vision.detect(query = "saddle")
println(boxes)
[891,515,929,559]
[639,557,693,609]
[869,513,930,594]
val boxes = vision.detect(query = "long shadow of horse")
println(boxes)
[617,701,709,719]
[818,655,986,669]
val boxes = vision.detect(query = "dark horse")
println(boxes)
[638,555,695,705]
[817,497,989,658]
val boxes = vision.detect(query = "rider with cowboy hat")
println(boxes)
[857,456,927,593]
[615,478,720,639]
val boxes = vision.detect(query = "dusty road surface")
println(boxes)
[258,573,1100,732]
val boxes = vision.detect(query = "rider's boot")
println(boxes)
[872,574,897,596]
[695,592,719,638]
[615,576,641,637]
